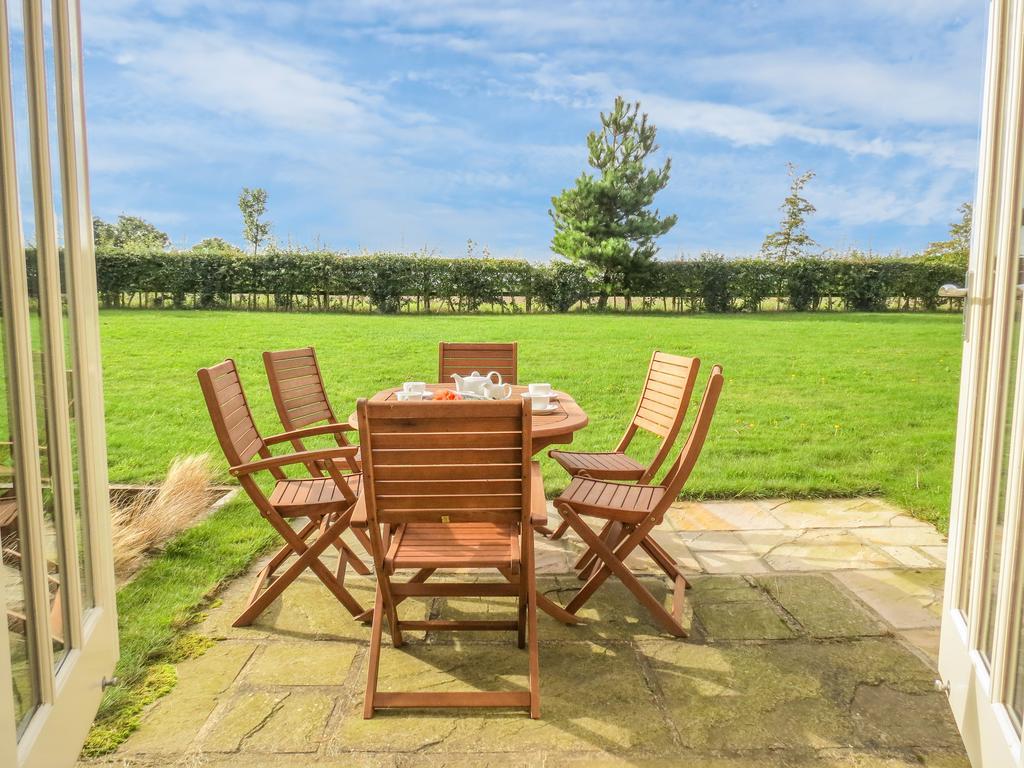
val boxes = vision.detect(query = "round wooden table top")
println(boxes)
[347,384,589,454]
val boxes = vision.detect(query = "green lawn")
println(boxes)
[101,310,963,528]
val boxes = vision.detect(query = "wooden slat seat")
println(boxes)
[270,474,362,517]
[557,476,666,524]
[385,522,517,572]
[549,451,646,481]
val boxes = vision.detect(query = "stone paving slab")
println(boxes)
[86,498,966,768]
[638,636,962,752]
[122,642,258,755]
[754,574,887,639]
[833,569,944,630]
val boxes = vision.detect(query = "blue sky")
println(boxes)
[71,0,986,259]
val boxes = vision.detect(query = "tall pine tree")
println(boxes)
[549,97,677,308]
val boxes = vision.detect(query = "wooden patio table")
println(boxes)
[347,384,589,625]
[347,384,588,455]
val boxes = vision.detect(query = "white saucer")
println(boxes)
[529,403,559,414]
[522,392,559,401]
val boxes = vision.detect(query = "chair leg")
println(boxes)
[338,539,372,576]
[560,508,687,638]
[672,574,687,624]
[516,571,527,650]
[364,586,385,719]
[498,567,583,625]
[639,536,687,584]
[377,568,403,648]
[351,526,375,559]
[236,517,319,626]
[236,509,365,626]
[523,521,541,719]
[285,510,367,617]
[545,519,570,540]
[578,522,624,581]
[574,520,613,572]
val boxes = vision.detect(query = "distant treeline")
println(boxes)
[73,250,965,314]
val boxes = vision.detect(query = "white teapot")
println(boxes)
[451,370,503,398]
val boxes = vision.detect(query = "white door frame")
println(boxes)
[0,1,118,766]
[939,1,1024,766]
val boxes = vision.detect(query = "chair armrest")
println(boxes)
[263,422,355,445]
[229,445,359,477]
[530,461,548,527]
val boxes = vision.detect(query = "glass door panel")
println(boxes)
[1,319,41,737]
[979,255,1024,665]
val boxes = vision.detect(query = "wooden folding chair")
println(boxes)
[439,341,518,384]
[545,351,699,540]
[263,347,375,565]
[357,398,541,719]
[554,366,724,638]
[263,347,361,475]
[198,359,368,627]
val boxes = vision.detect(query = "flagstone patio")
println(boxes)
[81,497,965,767]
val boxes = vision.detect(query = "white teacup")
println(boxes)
[528,394,550,412]
[403,381,426,394]
[396,390,422,402]
[528,383,552,397]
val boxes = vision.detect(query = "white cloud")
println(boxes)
[634,93,979,174]
[814,170,962,230]
[125,32,372,135]
[689,49,980,127]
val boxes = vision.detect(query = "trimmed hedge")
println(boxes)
[88,250,966,313]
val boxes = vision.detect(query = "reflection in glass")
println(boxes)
[1,280,41,739]
[2,0,41,734]
[980,266,1021,663]
[52,0,92,610]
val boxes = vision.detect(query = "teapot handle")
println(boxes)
[487,371,503,385]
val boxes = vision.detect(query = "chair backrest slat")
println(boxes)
[657,365,724,505]
[614,351,700,483]
[197,359,268,469]
[439,342,518,384]
[264,347,337,431]
[358,399,530,526]
[631,352,699,439]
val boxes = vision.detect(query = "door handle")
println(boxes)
[939,284,968,298]
[940,272,971,341]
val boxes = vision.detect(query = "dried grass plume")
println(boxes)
[111,453,217,580]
